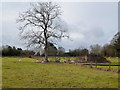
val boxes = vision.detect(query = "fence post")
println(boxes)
[95,59,98,68]
[109,62,111,70]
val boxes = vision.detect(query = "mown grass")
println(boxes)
[106,57,119,63]
[2,57,118,88]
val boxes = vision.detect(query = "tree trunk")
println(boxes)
[44,24,49,62]
[44,46,49,62]
[44,28,49,62]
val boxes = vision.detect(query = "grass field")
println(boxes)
[2,57,119,88]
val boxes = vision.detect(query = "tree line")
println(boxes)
[1,32,119,57]
[65,43,117,57]
[65,32,120,57]
[1,45,34,56]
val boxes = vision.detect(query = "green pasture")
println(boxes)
[2,57,118,88]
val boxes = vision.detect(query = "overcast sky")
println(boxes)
[1,2,118,51]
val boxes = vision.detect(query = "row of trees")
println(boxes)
[90,32,120,57]
[65,32,120,57]
[1,32,119,57]
[65,49,89,57]
[38,32,120,57]
[64,44,117,57]
[1,44,65,57]
[90,44,117,57]
[1,31,119,57]
[1,45,34,56]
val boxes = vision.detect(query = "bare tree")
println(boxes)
[90,44,102,55]
[57,46,65,56]
[17,2,69,62]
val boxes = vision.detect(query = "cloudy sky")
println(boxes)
[1,2,118,51]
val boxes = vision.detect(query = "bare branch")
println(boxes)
[17,2,69,61]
